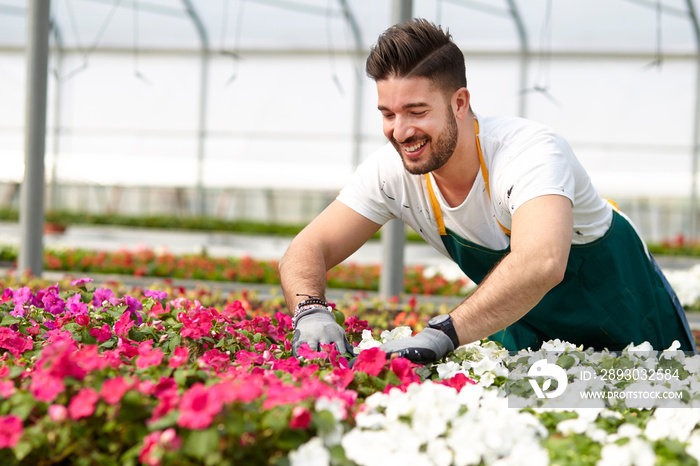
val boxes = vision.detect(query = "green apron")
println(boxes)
[423,120,696,353]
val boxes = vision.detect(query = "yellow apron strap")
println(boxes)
[604,198,620,212]
[474,119,511,236]
[424,118,512,237]
[425,173,447,235]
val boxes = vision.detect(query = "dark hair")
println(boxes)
[365,19,466,95]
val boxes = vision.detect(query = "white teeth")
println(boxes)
[404,141,426,152]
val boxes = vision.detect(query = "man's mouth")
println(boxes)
[402,139,427,154]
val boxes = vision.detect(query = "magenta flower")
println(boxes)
[289,406,312,430]
[168,346,189,368]
[66,293,88,315]
[101,377,132,405]
[89,324,113,343]
[30,372,65,402]
[199,349,231,373]
[439,372,476,392]
[68,387,99,420]
[296,343,328,361]
[145,289,168,301]
[389,357,421,389]
[114,311,135,337]
[0,415,23,448]
[177,383,222,430]
[92,287,115,306]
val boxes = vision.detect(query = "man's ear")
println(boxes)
[452,88,471,119]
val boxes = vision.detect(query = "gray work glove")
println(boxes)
[380,328,455,364]
[292,307,354,357]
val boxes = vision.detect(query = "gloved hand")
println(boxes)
[292,307,354,357]
[380,328,455,364]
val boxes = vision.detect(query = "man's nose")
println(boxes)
[392,116,415,143]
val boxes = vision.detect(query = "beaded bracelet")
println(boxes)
[292,295,332,329]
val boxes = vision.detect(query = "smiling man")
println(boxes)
[279,19,696,363]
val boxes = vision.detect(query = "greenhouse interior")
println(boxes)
[2,0,700,243]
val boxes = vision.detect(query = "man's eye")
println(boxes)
[382,113,395,119]
[412,111,426,116]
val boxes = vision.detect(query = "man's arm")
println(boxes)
[450,194,573,345]
[280,200,382,355]
[280,200,382,310]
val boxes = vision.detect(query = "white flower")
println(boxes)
[315,396,346,422]
[686,431,700,463]
[597,437,655,466]
[541,339,580,352]
[644,408,700,442]
[436,361,461,380]
[289,437,330,466]
[623,341,654,352]
[357,329,382,350]
[380,326,413,342]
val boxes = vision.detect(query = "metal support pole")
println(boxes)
[506,0,529,118]
[687,0,700,239]
[181,0,209,216]
[19,0,51,276]
[380,0,412,299]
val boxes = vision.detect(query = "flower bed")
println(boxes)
[0,277,700,465]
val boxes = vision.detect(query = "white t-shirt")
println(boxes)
[337,114,613,259]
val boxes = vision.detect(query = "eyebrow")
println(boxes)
[377,102,430,112]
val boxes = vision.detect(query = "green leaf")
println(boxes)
[333,310,345,326]
[556,354,577,370]
[1,315,19,327]
[168,334,182,352]
[128,329,146,342]
[183,429,220,461]
[147,410,179,431]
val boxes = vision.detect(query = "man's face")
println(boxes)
[377,77,458,175]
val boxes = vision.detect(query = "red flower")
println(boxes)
[0,415,23,448]
[439,373,476,392]
[352,347,387,376]
[390,357,421,387]
[68,387,100,420]
[75,314,90,327]
[177,383,222,430]
[289,406,312,430]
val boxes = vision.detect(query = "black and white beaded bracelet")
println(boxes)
[292,298,333,329]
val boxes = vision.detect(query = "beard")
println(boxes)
[392,106,459,175]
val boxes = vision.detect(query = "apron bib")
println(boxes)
[424,119,696,352]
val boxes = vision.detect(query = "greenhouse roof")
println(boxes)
[1,0,699,56]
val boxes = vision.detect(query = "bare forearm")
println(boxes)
[279,239,329,312]
[451,250,564,345]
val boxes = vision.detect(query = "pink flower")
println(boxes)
[70,277,93,287]
[48,404,67,422]
[89,324,112,343]
[177,383,222,430]
[0,380,15,398]
[145,289,167,301]
[390,357,420,387]
[114,311,135,337]
[136,341,164,369]
[352,347,387,376]
[168,346,189,368]
[139,429,182,466]
[199,349,230,373]
[101,377,132,405]
[344,315,370,334]
[296,343,328,361]
[0,327,33,357]
[30,372,65,402]
[0,415,23,448]
[66,293,88,315]
[68,387,99,420]
[289,406,312,430]
[324,368,355,390]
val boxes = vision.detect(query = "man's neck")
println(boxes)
[431,118,480,207]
